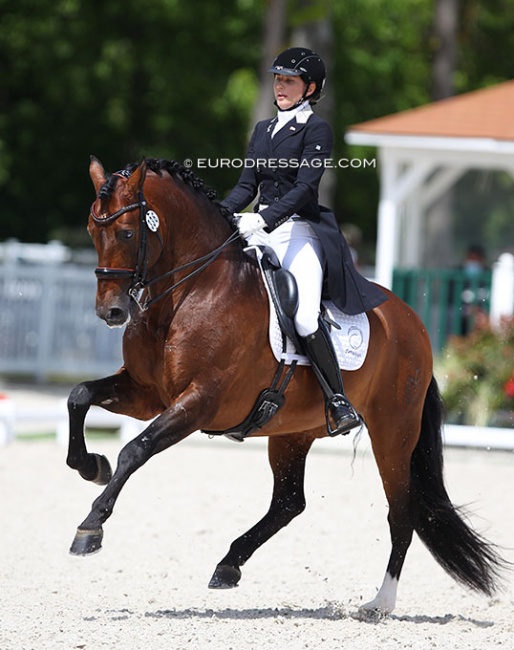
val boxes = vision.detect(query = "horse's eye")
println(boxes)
[119,229,135,240]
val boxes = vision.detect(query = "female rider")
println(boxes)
[222,47,386,436]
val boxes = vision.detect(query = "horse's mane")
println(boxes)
[98,158,234,223]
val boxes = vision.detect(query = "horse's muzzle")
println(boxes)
[96,301,130,328]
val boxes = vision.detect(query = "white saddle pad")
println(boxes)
[248,246,370,371]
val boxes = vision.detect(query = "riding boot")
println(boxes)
[301,322,361,436]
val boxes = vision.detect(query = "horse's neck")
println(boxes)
[148,188,238,300]
[160,180,229,255]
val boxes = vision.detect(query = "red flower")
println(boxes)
[504,376,514,398]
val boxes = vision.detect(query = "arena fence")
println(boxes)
[0,262,123,381]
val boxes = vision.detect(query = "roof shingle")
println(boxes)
[348,80,514,141]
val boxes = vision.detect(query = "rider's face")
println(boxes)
[273,74,313,110]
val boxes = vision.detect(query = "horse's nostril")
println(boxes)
[102,306,128,326]
[108,307,124,320]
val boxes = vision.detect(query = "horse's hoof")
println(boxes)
[353,605,389,622]
[69,527,103,556]
[208,564,241,589]
[79,454,112,485]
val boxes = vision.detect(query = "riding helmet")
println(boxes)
[269,47,326,101]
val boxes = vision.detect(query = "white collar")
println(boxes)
[273,101,312,136]
[276,100,312,125]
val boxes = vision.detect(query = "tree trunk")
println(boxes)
[426,0,459,267]
[251,0,287,126]
[432,0,458,100]
[291,4,335,208]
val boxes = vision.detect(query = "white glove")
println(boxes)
[236,212,266,238]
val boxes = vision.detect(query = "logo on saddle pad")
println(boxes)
[272,305,370,371]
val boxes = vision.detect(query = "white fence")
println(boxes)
[0,260,123,381]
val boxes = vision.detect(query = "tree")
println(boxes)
[0,0,263,242]
[251,0,287,126]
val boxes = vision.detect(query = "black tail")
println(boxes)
[410,375,508,596]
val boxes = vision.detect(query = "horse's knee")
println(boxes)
[68,382,92,413]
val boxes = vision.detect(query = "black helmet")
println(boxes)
[269,47,326,101]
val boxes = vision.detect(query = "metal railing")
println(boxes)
[392,268,492,350]
[0,263,123,381]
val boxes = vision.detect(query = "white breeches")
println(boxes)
[246,218,325,337]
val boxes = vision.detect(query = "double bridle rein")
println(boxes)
[91,187,239,311]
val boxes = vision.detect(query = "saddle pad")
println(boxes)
[247,246,370,371]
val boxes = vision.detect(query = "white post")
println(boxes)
[374,151,433,288]
[375,153,398,288]
[0,394,15,445]
[490,253,514,327]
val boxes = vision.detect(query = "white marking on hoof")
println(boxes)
[358,574,398,618]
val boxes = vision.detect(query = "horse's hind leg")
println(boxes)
[359,440,416,617]
[209,433,316,589]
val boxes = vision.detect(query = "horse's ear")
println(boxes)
[127,159,147,193]
[89,156,106,193]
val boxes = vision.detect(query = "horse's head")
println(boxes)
[88,156,239,327]
[88,157,163,327]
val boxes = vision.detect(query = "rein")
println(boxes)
[91,189,240,311]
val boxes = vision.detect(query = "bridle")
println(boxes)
[91,185,239,311]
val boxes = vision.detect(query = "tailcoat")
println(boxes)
[222,113,386,315]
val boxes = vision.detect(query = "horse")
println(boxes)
[66,156,506,617]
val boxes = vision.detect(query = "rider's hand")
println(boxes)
[236,212,266,238]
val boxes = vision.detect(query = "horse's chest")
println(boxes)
[122,323,167,383]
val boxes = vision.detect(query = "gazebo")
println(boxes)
[345,80,514,289]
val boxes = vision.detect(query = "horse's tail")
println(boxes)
[410,375,506,596]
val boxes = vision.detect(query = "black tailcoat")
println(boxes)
[222,113,386,315]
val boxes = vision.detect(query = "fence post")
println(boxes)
[35,264,59,382]
[490,253,514,328]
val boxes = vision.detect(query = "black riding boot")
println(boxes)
[302,323,361,436]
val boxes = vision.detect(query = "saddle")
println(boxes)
[260,247,301,352]
[203,247,300,442]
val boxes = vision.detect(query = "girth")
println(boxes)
[202,247,300,442]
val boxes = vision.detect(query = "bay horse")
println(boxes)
[66,156,505,616]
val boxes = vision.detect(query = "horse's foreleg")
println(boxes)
[66,370,160,485]
[67,377,114,484]
[69,390,208,556]
[209,433,315,589]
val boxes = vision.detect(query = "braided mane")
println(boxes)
[98,158,233,222]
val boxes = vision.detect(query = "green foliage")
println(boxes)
[330,0,433,246]
[0,0,263,242]
[438,318,514,427]
[1,0,514,250]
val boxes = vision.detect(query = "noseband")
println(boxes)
[91,185,239,311]
[92,188,153,290]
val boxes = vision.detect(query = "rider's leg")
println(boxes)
[301,319,360,435]
[276,220,361,436]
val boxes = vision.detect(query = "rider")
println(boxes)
[221,47,387,436]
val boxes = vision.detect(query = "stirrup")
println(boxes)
[326,395,361,437]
